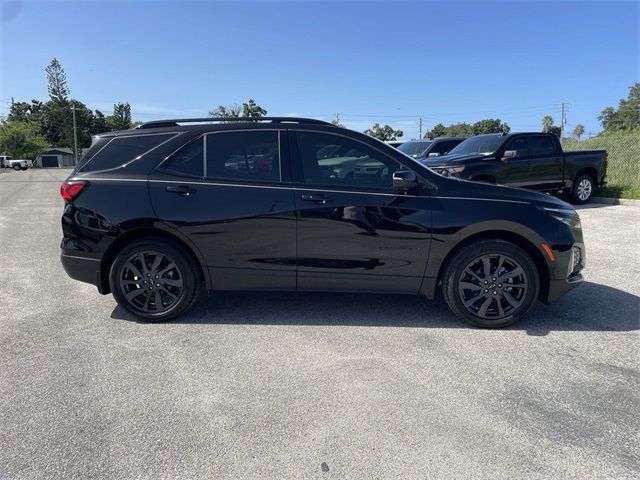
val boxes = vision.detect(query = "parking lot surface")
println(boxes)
[1,169,638,479]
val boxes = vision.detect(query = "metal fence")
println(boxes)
[561,134,640,199]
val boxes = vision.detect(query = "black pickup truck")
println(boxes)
[421,132,607,204]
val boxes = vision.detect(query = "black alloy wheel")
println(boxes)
[109,238,199,321]
[442,239,539,328]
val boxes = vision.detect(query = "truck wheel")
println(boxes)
[13,164,20,171]
[570,173,594,204]
[441,239,539,328]
[109,237,200,322]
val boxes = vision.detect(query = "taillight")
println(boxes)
[60,181,87,202]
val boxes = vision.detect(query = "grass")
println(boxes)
[562,135,640,199]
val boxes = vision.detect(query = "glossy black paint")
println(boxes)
[422,132,607,191]
[60,121,584,306]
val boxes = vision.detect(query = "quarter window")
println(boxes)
[205,131,280,182]
[297,132,400,189]
[79,134,172,172]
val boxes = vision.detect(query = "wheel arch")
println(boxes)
[436,230,550,302]
[99,226,209,294]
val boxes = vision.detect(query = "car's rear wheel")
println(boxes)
[570,173,594,204]
[109,238,200,321]
[442,239,539,328]
[13,164,20,171]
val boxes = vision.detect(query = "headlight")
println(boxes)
[537,206,581,228]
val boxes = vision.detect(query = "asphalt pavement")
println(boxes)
[1,169,638,479]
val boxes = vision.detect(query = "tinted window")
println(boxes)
[505,138,529,156]
[528,135,556,156]
[162,137,203,177]
[80,134,172,172]
[448,135,503,155]
[206,131,280,182]
[297,132,400,189]
[398,141,431,158]
[430,140,461,156]
[74,137,111,172]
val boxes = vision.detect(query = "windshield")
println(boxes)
[398,141,432,158]
[447,135,504,156]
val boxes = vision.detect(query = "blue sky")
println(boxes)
[1,0,638,139]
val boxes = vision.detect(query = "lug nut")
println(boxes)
[493,291,497,295]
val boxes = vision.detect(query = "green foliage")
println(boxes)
[426,118,509,139]
[598,83,640,132]
[106,102,132,130]
[46,58,70,103]
[365,123,403,141]
[0,121,49,159]
[209,99,267,122]
[562,134,640,199]
[572,124,585,140]
[472,118,510,135]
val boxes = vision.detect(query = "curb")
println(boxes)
[591,197,640,206]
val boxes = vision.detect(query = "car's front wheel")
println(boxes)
[13,164,20,171]
[109,237,200,321]
[442,239,540,328]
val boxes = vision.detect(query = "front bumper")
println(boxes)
[544,243,585,303]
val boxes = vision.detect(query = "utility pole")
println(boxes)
[335,113,340,125]
[419,117,423,138]
[71,105,78,165]
[560,102,566,139]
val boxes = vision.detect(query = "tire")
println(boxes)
[20,166,28,171]
[109,237,200,321]
[13,164,20,171]
[570,173,594,205]
[441,239,540,328]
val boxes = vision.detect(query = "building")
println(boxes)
[35,148,88,168]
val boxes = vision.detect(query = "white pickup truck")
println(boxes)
[0,156,31,171]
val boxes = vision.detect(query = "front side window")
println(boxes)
[505,138,529,157]
[162,137,203,177]
[297,132,400,189]
[206,131,280,182]
[79,134,173,172]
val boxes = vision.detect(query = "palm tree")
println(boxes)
[542,115,554,133]
[573,124,585,141]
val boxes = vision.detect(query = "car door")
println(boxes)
[525,135,564,190]
[290,129,432,293]
[495,136,532,187]
[148,128,297,291]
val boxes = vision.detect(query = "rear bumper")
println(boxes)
[60,253,109,294]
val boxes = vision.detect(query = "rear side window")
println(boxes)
[75,137,111,172]
[161,137,204,178]
[79,134,172,172]
[528,136,556,156]
[206,131,280,182]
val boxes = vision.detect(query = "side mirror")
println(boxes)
[428,152,440,158]
[502,150,518,160]
[392,170,422,191]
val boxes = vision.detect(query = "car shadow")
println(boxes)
[110,281,639,335]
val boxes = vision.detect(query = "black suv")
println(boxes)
[60,117,584,328]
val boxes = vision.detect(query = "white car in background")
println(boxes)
[1,156,31,171]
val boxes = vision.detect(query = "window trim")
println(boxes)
[80,132,180,174]
[290,129,416,193]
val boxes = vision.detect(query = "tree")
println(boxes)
[107,102,132,130]
[364,123,403,141]
[0,121,49,159]
[91,110,109,134]
[425,123,446,139]
[209,104,242,119]
[542,115,554,133]
[45,58,70,103]
[242,99,267,118]
[598,83,640,132]
[7,100,44,124]
[472,118,510,135]
[573,124,585,140]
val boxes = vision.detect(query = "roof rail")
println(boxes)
[137,117,332,129]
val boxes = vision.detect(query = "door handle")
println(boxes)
[301,193,331,204]
[166,185,197,196]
